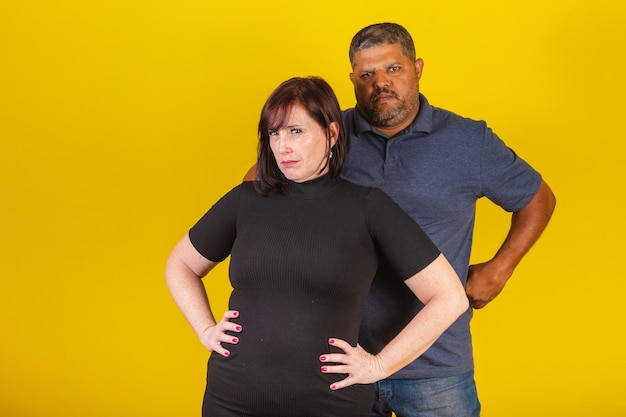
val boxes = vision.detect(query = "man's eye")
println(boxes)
[360,72,372,78]
[389,66,400,72]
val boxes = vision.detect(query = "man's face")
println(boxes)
[350,43,423,132]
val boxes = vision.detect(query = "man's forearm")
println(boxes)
[492,180,556,273]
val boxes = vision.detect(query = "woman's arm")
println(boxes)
[320,253,469,389]
[165,233,241,357]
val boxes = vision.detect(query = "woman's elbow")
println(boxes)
[450,286,470,318]
[456,293,470,316]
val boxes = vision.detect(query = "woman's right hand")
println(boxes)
[199,310,242,357]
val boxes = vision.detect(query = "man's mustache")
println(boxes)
[370,88,399,103]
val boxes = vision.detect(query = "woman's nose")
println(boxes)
[277,137,291,153]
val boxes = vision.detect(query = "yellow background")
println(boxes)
[1,1,625,416]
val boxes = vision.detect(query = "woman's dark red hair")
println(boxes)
[255,76,345,195]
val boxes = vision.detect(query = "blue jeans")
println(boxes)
[370,371,481,417]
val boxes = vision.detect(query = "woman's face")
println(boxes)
[268,104,337,183]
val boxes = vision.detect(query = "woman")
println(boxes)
[166,77,468,417]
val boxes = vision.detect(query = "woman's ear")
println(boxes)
[329,121,339,148]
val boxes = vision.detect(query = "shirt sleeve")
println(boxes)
[365,187,441,280]
[480,125,542,212]
[188,185,242,262]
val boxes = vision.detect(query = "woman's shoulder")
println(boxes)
[332,179,398,214]
[336,177,388,199]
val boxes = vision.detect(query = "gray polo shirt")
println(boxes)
[342,94,542,379]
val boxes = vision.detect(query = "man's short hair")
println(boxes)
[349,23,416,68]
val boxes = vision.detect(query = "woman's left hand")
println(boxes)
[319,338,387,390]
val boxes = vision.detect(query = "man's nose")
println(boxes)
[373,71,390,89]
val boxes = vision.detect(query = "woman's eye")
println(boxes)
[268,130,278,136]
[290,128,302,134]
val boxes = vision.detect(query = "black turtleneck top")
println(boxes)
[189,175,439,417]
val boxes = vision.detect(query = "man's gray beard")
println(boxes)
[357,94,419,128]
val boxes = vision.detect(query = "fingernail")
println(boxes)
[224,351,230,357]
[319,355,326,361]
[330,384,337,390]
[235,326,242,331]
[232,311,239,317]
[321,366,327,372]
[329,339,335,344]
[231,338,238,343]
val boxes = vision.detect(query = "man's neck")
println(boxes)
[376,124,410,138]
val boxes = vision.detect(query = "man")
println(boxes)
[245,23,556,417]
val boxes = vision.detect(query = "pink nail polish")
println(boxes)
[232,338,238,343]
[224,351,230,357]
[319,355,326,361]
[330,384,336,390]
[232,311,239,317]
[235,326,242,331]
[321,367,327,372]
[329,339,335,344]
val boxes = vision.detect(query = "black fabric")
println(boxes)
[189,175,440,417]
